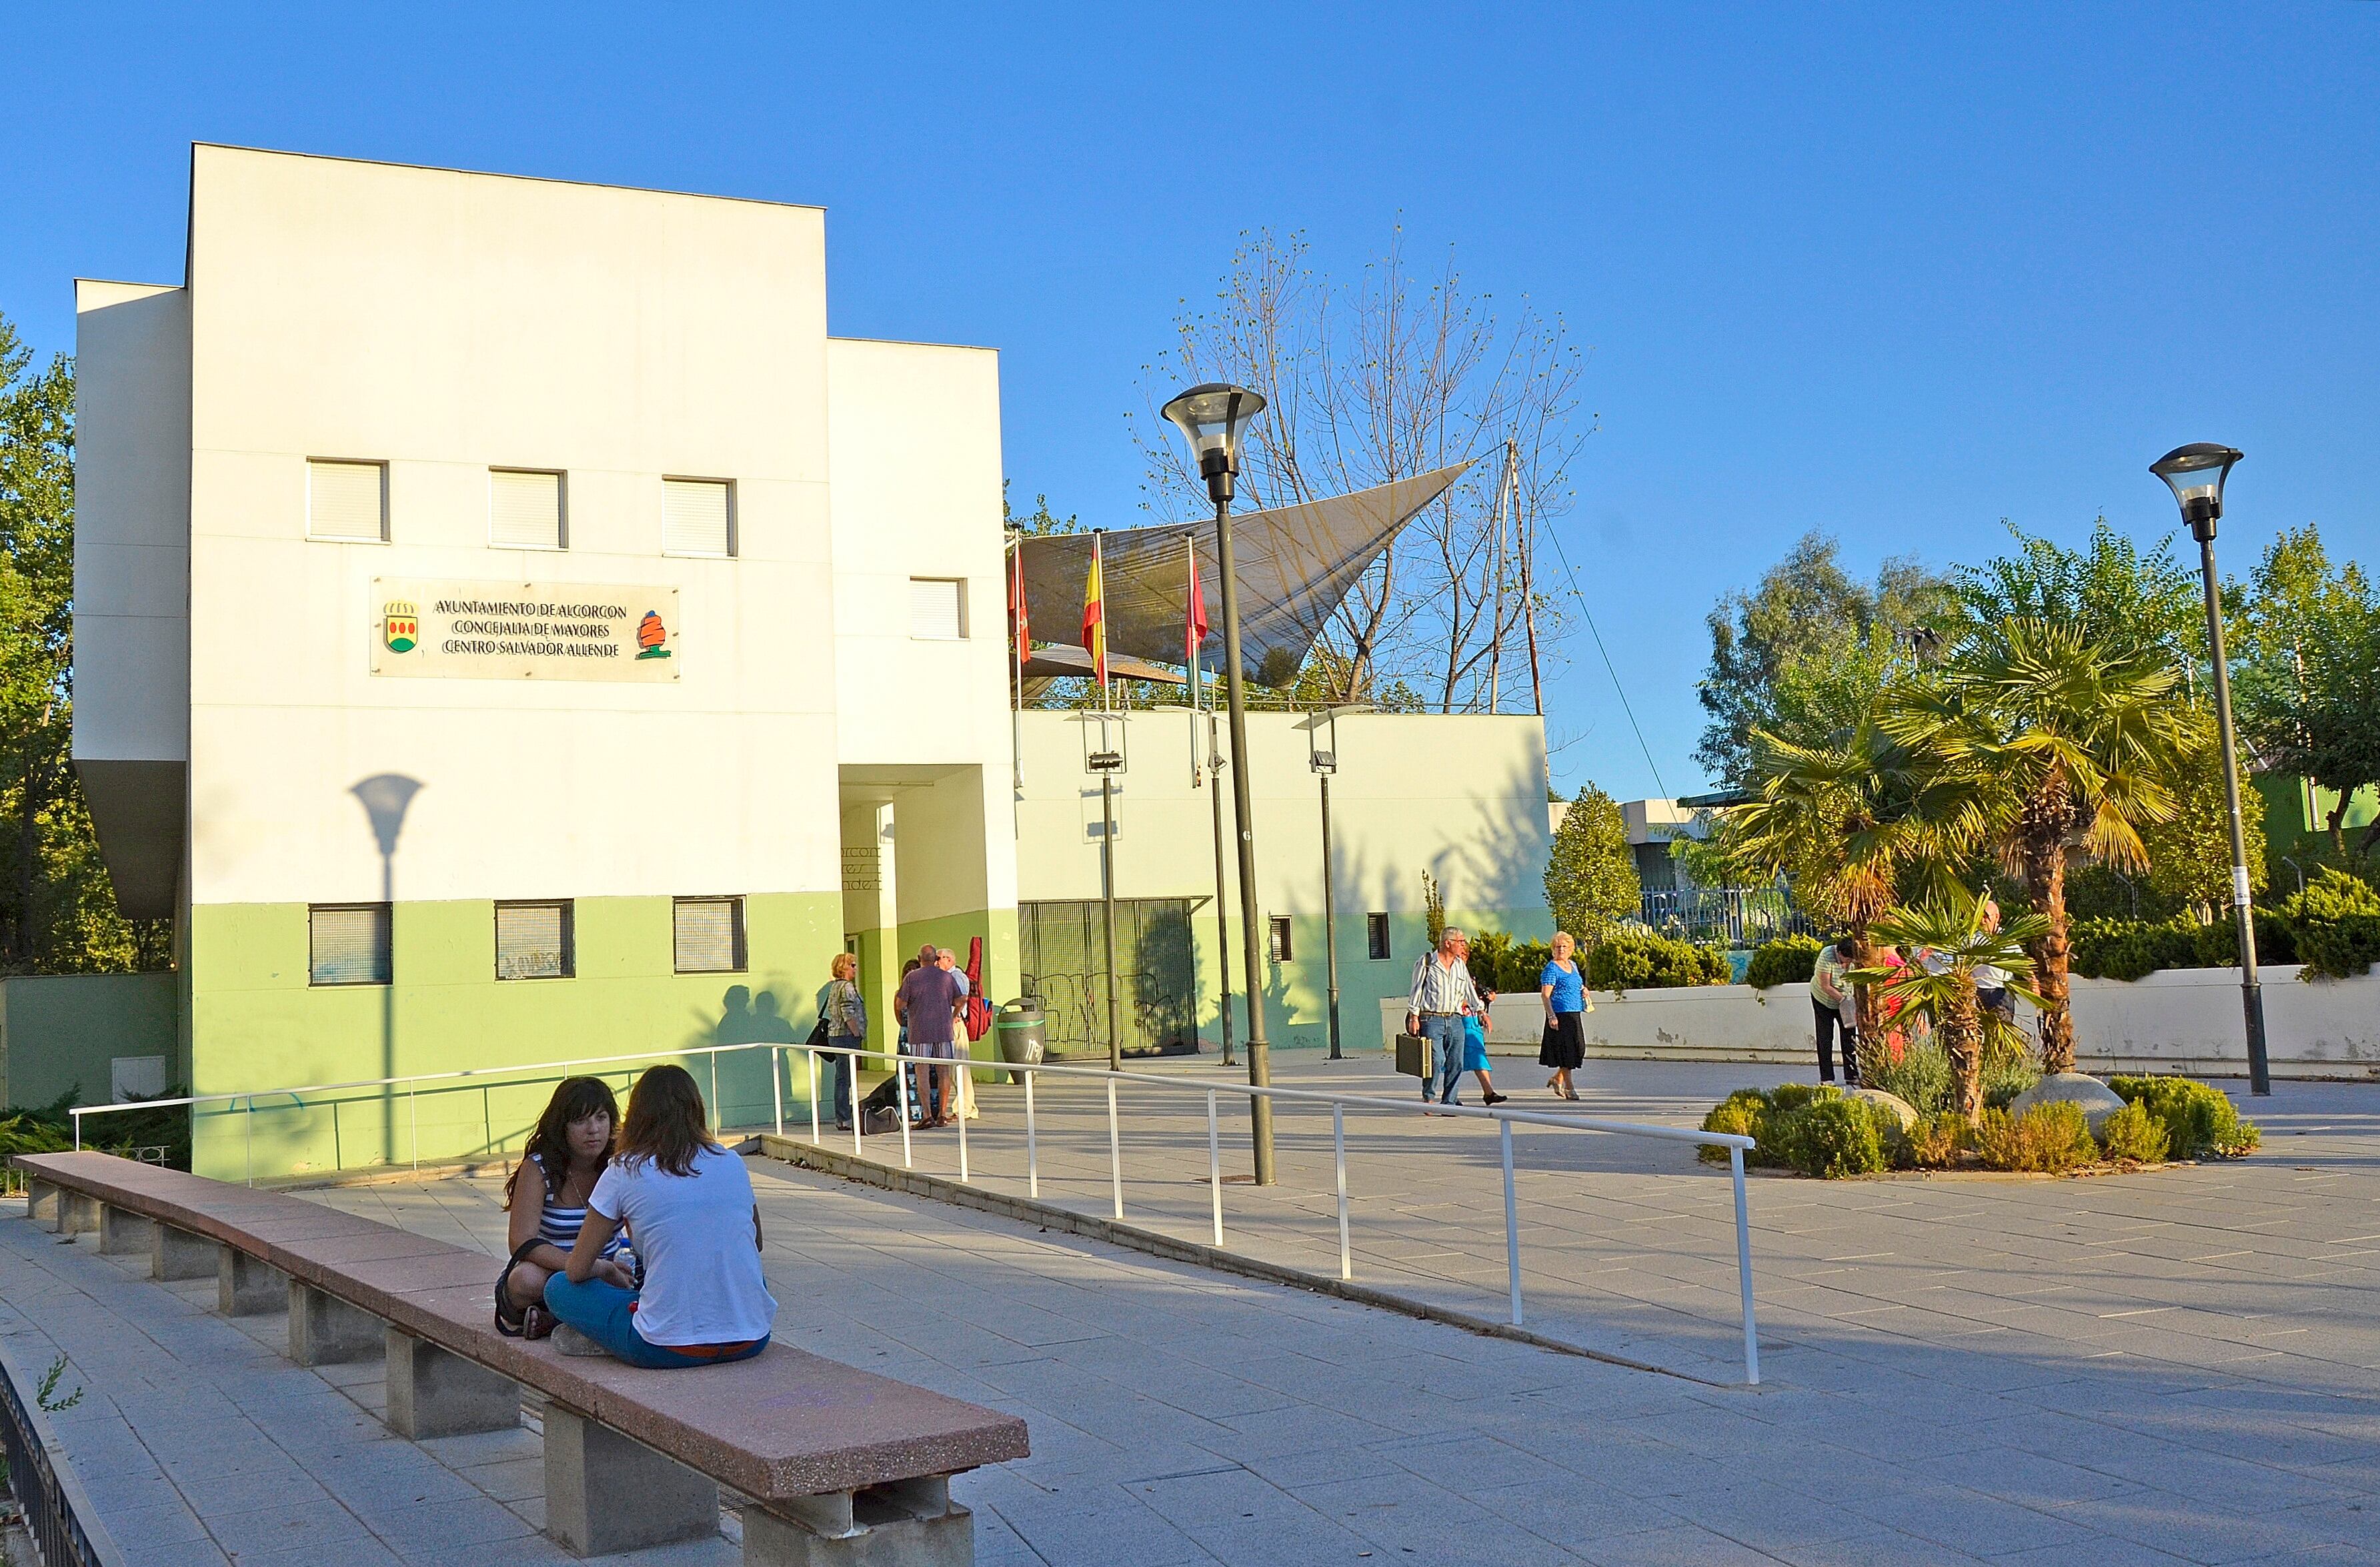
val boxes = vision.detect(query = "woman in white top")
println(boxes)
[545,1065,776,1368]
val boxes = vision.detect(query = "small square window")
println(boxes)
[308,459,387,541]
[310,904,391,986]
[1367,913,1390,961]
[663,477,735,557]
[1268,916,1293,964]
[675,896,747,974]
[496,901,573,980]
[491,469,565,549]
[908,578,966,640]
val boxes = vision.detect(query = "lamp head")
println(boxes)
[2151,443,2242,541]
[1160,382,1266,506]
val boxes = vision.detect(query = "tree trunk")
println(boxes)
[2017,844,2074,1076]
[1945,986,1983,1126]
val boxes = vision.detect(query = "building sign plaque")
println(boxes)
[369,578,682,681]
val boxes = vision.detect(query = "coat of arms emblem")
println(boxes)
[382,600,419,654]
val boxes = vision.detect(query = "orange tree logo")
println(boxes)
[636,609,672,659]
[382,600,419,654]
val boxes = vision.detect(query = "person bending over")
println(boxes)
[496,1076,632,1339]
[544,1066,776,1368]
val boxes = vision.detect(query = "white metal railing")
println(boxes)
[65,1038,1762,1384]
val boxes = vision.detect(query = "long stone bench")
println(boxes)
[13,1150,1028,1564]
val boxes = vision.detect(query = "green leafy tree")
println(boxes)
[1859,892,2046,1126]
[1953,517,2205,670]
[2233,525,2380,860]
[1890,619,2192,1074]
[0,314,167,972]
[1695,531,1955,788]
[1544,784,1637,947]
[2141,706,2266,914]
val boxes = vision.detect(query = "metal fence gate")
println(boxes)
[1018,898,1198,1058]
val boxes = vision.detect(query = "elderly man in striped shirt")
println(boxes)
[1406,926,1484,1110]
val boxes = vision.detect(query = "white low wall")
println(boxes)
[1377,965,2380,1080]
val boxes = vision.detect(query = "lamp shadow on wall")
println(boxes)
[351,773,423,1166]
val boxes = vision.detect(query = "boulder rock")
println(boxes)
[1847,1087,1918,1130]
[2007,1072,2128,1136]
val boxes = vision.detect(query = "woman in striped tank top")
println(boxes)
[496,1076,632,1338]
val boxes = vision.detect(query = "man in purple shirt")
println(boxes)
[895,944,966,1125]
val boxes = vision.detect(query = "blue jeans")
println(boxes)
[828,1034,860,1122]
[543,1275,769,1370]
[1420,1014,1468,1105]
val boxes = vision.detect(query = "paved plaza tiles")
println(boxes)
[1,1060,2376,1565]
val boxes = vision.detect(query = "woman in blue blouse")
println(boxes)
[1538,932,1590,1100]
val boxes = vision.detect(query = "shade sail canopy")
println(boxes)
[1020,643,1184,685]
[1016,463,1471,674]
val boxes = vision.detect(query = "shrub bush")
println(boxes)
[2097,1099,2170,1164]
[2285,869,2380,980]
[1864,1037,1953,1118]
[2109,1075,2261,1158]
[1972,1101,2098,1174]
[1696,1090,1770,1167]
[1980,1054,2041,1111]
[1745,934,1823,992]
[1462,930,1554,994]
[1905,1111,1965,1168]
[1793,1095,1893,1178]
[1586,930,1731,991]
[2070,918,2202,982]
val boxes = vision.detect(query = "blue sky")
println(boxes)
[5,3,2375,799]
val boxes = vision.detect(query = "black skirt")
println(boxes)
[1539,1010,1586,1070]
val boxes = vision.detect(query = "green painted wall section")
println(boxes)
[0,972,178,1110]
[185,892,842,1180]
[892,907,1017,1074]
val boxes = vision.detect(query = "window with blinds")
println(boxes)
[908,578,966,640]
[662,478,734,557]
[495,901,573,981]
[1367,913,1391,961]
[674,897,746,974]
[309,904,391,986]
[1269,916,1294,963]
[490,469,565,549]
[307,459,386,541]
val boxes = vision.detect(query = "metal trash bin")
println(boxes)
[994,999,1047,1084]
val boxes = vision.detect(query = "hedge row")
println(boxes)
[2073,868,2380,982]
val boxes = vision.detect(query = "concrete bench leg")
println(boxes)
[99,1204,155,1257]
[152,1224,217,1282]
[26,1181,61,1232]
[220,1249,283,1316]
[61,1192,101,1236]
[385,1330,517,1439]
[287,1282,384,1366]
[745,1478,972,1567]
[544,1404,720,1556]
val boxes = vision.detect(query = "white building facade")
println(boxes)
[73,147,1553,1179]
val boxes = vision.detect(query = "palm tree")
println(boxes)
[1720,717,1977,1079]
[1885,618,2191,1074]
[1858,892,2046,1124]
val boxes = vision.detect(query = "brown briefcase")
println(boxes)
[1394,1032,1430,1078]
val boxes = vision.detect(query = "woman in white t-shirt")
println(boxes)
[545,1065,776,1368]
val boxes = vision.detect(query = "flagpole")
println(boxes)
[1008,529,1026,800]
[1088,529,1123,1071]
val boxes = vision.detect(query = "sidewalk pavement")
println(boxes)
[321,1056,2380,1566]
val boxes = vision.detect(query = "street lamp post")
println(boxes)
[1305,705,1370,1061]
[2151,443,2270,1096]
[1163,382,1277,1184]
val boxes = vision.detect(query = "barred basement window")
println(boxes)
[308,459,387,541]
[674,897,746,974]
[496,901,574,981]
[310,904,391,986]
[491,468,565,549]
[1268,916,1293,963]
[1367,913,1390,960]
[663,477,735,557]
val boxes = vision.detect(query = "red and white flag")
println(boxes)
[1082,530,1108,693]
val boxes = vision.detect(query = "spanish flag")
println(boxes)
[1082,529,1108,688]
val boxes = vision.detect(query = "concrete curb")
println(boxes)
[753,1134,1757,1392]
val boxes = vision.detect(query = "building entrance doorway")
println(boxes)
[1018,898,1197,1058]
